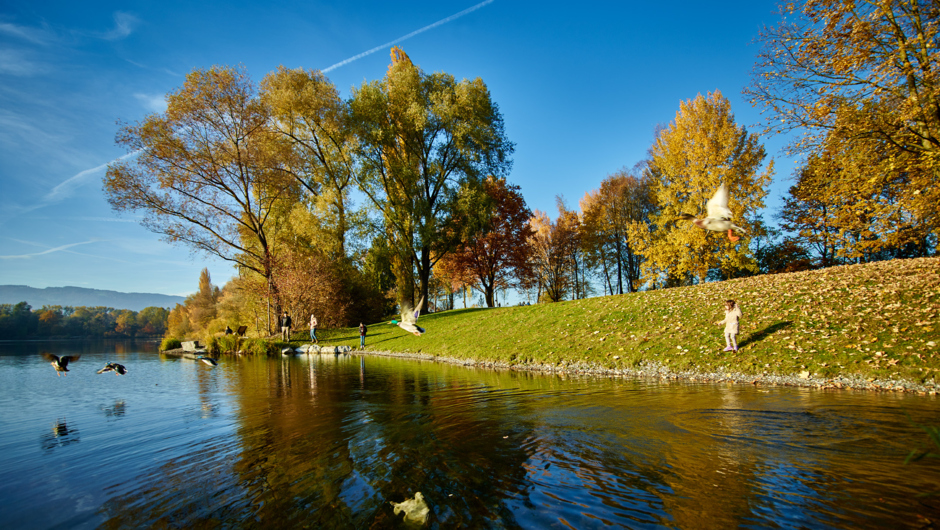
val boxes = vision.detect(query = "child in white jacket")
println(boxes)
[716,299,742,352]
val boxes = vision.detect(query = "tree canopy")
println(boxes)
[349,47,514,311]
[638,91,773,285]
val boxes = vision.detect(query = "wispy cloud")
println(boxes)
[134,93,167,113]
[322,0,495,73]
[0,49,46,76]
[0,21,55,45]
[0,239,100,259]
[99,12,138,40]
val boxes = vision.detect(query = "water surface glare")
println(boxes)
[1,340,938,528]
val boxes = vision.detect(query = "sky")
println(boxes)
[0,0,798,299]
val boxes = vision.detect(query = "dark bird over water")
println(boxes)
[43,353,80,376]
[197,356,218,366]
[97,362,127,375]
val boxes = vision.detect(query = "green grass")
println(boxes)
[283,257,940,385]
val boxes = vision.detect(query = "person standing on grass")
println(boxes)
[280,311,292,341]
[309,314,319,344]
[716,299,742,352]
[359,322,367,349]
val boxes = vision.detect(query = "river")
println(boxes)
[1,340,938,528]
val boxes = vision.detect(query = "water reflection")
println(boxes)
[3,342,939,529]
[101,400,126,419]
[40,419,80,451]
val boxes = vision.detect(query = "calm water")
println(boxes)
[1,340,939,529]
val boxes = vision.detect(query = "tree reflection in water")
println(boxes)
[90,355,940,528]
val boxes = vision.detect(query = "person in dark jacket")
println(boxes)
[359,323,367,349]
[280,311,292,341]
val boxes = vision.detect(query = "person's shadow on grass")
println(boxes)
[738,320,793,349]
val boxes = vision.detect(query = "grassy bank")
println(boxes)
[299,257,939,389]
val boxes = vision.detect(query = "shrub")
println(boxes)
[160,337,182,351]
[240,338,275,355]
[206,333,240,354]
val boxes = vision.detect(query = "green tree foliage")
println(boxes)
[0,303,169,339]
[636,91,772,286]
[349,47,514,312]
[104,66,300,314]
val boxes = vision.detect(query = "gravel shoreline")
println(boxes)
[360,349,940,395]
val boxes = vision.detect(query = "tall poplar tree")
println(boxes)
[349,47,513,311]
[639,91,773,285]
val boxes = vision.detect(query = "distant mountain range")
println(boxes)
[0,285,186,312]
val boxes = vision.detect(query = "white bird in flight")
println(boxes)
[391,297,426,336]
[678,183,747,242]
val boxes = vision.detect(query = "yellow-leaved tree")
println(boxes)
[637,91,773,285]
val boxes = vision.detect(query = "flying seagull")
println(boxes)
[677,183,747,242]
[43,353,80,376]
[391,297,426,336]
[97,362,127,375]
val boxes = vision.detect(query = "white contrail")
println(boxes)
[0,239,99,259]
[43,149,141,205]
[322,0,495,73]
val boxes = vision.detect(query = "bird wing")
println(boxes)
[61,355,79,368]
[401,297,424,324]
[413,297,425,321]
[705,184,733,220]
[42,353,59,363]
[97,364,113,374]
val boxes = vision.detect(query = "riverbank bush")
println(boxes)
[160,338,182,351]
[306,257,939,385]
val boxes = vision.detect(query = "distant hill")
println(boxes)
[0,285,185,312]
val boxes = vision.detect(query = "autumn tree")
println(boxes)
[748,0,940,160]
[261,67,364,260]
[438,176,533,307]
[104,66,299,318]
[349,47,514,312]
[186,267,220,331]
[580,167,654,294]
[748,0,940,249]
[637,91,772,285]
[526,207,580,303]
[782,133,937,264]
[555,199,589,299]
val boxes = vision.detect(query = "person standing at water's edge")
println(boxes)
[359,323,367,349]
[280,311,292,341]
[715,299,742,352]
[309,314,319,344]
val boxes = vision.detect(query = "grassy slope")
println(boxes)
[311,257,940,385]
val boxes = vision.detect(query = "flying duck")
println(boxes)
[43,353,80,376]
[678,183,747,242]
[391,297,426,336]
[97,362,127,375]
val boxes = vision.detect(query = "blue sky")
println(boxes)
[0,0,795,298]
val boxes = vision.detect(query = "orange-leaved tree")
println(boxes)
[438,176,534,307]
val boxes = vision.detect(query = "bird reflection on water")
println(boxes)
[40,419,80,451]
[101,400,126,419]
